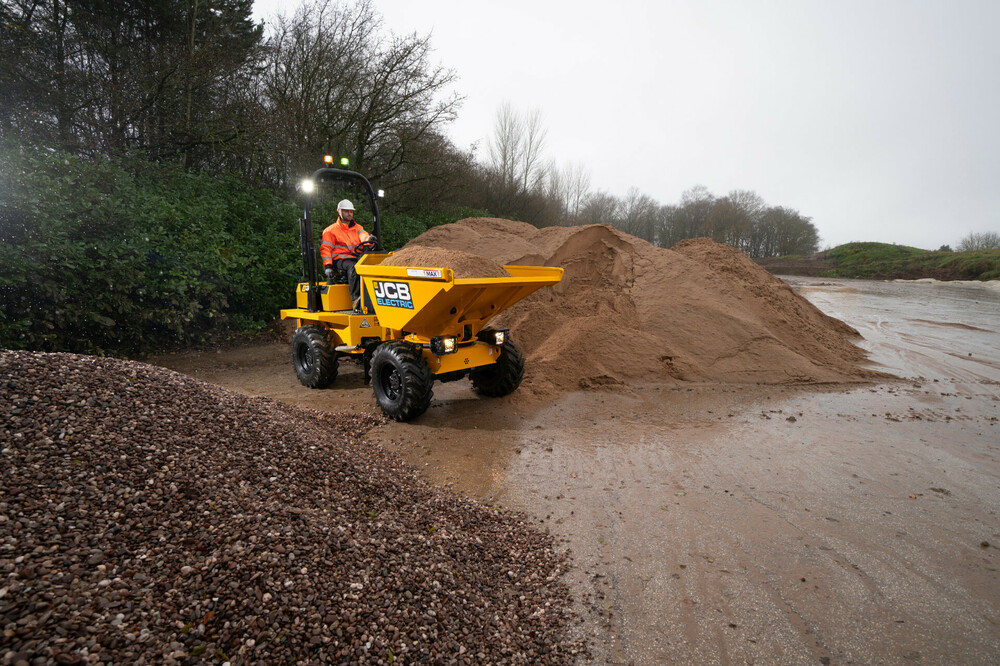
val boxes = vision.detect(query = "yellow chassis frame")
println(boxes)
[280,283,503,374]
[280,254,561,376]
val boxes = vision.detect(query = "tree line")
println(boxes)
[478,105,820,257]
[2,0,822,257]
[1,0,467,204]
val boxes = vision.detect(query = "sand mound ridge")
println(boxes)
[402,218,885,392]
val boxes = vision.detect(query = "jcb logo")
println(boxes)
[372,281,414,309]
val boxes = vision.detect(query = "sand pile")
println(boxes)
[404,219,883,392]
[0,351,583,664]
[381,247,511,279]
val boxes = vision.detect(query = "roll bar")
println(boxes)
[298,168,383,312]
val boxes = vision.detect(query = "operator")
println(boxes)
[321,199,372,311]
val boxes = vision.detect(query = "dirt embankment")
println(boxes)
[754,256,835,277]
[755,256,977,281]
[401,219,885,393]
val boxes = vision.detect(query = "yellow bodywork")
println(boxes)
[280,253,563,374]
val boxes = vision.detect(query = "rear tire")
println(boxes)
[470,339,524,397]
[371,341,434,421]
[291,326,338,388]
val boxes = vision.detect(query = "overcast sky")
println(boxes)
[253,0,999,250]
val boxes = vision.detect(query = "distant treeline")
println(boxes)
[0,0,820,253]
[0,0,822,353]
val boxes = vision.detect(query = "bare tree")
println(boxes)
[617,186,657,242]
[762,206,819,256]
[519,107,547,192]
[957,231,1000,251]
[541,159,591,225]
[656,185,714,247]
[580,191,620,227]
[565,161,591,222]
[350,31,461,180]
[703,189,765,251]
[543,159,566,221]
[482,102,551,222]
[487,101,521,191]
[486,102,546,192]
[259,0,369,182]
[261,0,460,186]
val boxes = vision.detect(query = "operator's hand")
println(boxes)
[325,266,335,282]
[355,236,378,256]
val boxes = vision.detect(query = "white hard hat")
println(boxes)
[338,199,355,211]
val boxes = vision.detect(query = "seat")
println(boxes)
[326,268,348,285]
[318,250,348,284]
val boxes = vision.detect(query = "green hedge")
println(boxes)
[0,146,499,355]
[0,146,300,355]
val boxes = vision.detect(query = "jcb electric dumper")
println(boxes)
[280,164,562,421]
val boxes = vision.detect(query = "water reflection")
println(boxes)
[784,276,1000,383]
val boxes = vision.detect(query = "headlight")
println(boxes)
[477,329,508,345]
[431,336,458,354]
[300,179,315,194]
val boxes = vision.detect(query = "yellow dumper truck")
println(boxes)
[280,164,562,421]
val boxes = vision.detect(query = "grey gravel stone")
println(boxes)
[0,351,586,664]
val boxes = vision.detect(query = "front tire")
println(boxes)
[370,341,434,421]
[291,326,338,388]
[470,339,525,397]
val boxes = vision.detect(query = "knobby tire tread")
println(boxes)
[470,340,524,397]
[291,326,338,389]
[371,341,434,421]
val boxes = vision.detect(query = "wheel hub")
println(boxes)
[298,345,315,372]
[381,366,402,401]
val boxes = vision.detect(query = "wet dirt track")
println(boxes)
[155,277,1000,664]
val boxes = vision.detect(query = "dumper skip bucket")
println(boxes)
[355,254,563,340]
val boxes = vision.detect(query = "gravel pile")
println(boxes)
[1,351,583,665]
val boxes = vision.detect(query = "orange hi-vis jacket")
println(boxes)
[320,218,371,266]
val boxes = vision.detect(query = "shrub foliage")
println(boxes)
[0,146,494,354]
[0,146,300,354]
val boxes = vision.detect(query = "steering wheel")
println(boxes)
[354,236,381,256]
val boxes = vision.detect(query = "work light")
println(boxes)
[430,336,458,354]
[477,329,507,345]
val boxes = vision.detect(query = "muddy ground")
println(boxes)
[154,277,1000,665]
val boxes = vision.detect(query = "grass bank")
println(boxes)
[757,242,1000,281]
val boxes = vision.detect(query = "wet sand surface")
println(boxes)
[154,277,1000,664]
